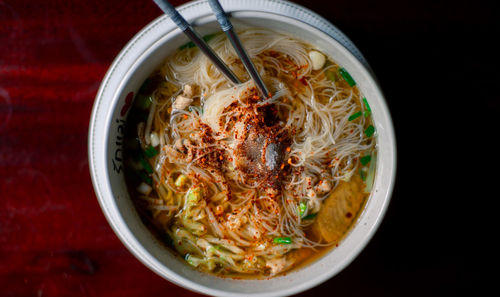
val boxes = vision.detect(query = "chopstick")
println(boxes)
[152,0,241,85]
[208,0,271,98]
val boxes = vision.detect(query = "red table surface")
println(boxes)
[1,0,495,296]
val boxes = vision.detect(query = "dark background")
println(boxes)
[0,0,496,296]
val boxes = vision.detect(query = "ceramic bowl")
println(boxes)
[88,1,396,296]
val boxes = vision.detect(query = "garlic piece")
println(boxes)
[183,84,193,97]
[173,95,193,110]
[150,132,160,147]
[136,182,152,195]
[309,50,326,70]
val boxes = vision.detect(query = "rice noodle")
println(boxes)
[128,28,376,277]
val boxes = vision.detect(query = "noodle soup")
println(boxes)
[123,29,376,277]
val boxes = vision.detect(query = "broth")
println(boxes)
[123,28,376,278]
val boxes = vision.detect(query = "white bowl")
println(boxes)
[88,1,396,296]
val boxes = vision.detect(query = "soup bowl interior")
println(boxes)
[89,9,396,297]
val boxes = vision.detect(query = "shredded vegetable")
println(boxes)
[138,78,151,94]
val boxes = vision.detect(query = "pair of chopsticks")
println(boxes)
[153,0,270,98]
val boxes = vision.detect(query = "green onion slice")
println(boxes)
[161,232,174,247]
[363,97,371,111]
[302,213,317,220]
[360,155,372,166]
[139,157,153,174]
[134,95,153,110]
[359,167,367,181]
[137,171,152,185]
[364,125,375,137]
[339,68,356,86]
[273,237,292,244]
[144,145,158,158]
[180,33,218,49]
[363,97,371,117]
[298,202,307,218]
[138,78,151,95]
[348,111,363,121]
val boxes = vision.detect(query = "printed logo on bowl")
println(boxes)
[113,91,133,174]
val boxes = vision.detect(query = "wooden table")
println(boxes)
[1,0,495,296]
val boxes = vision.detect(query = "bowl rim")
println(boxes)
[88,1,397,296]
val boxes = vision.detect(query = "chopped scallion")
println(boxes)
[325,70,337,82]
[203,33,217,42]
[273,237,292,244]
[180,33,218,49]
[137,171,152,185]
[138,78,151,95]
[339,68,356,86]
[134,95,153,110]
[359,167,367,181]
[161,232,174,247]
[139,157,153,173]
[364,125,375,137]
[180,41,195,50]
[363,97,371,111]
[348,111,363,121]
[360,155,372,166]
[144,145,158,158]
[363,97,371,117]
[302,213,317,220]
[298,202,307,218]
